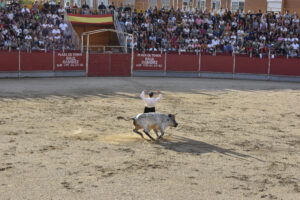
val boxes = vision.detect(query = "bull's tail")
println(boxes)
[117,116,134,121]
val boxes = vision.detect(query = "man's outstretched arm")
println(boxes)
[140,90,146,100]
[155,90,162,101]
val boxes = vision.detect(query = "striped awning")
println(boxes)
[66,14,113,25]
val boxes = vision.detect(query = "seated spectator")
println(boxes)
[59,21,68,34]
[21,5,30,14]
[0,0,6,9]
[291,40,299,53]
[124,4,131,13]
[50,0,57,13]
[32,1,40,14]
[42,1,50,13]
[10,0,19,8]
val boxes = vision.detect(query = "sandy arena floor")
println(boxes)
[0,77,299,200]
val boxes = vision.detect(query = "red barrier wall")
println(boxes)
[201,54,234,73]
[88,54,109,76]
[1,51,300,79]
[270,57,300,76]
[55,52,86,71]
[235,55,269,74]
[21,52,53,71]
[134,53,164,71]
[166,54,198,71]
[0,51,19,71]
[110,54,131,76]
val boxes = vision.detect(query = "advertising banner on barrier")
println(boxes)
[134,53,164,71]
[55,52,86,71]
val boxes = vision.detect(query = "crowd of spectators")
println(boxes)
[118,7,300,57]
[1,0,299,56]
[0,0,74,51]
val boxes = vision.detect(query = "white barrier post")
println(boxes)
[164,52,167,77]
[267,50,271,80]
[125,36,128,53]
[233,52,236,79]
[108,52,111,74]
[198,49,201,78]
[18,50,21,79]
[86,35,90,77]
[130,35,134,77]
[53,49,55,72]
[81,34,84,53]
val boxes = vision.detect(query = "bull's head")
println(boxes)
[168,114,178,127]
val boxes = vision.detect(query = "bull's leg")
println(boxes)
[154,129,159,138]
[143,129,155,141]
[157,127,165,140]
[133,129,144,138]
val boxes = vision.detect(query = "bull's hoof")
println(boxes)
[157,136,163,140]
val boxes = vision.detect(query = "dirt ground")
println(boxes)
[0,77,299,200]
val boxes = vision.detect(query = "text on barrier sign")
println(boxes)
[56,53,84,68]
[135,53,163,68]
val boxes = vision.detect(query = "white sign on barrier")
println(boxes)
[135,53,163,68]
[56,53,84,68]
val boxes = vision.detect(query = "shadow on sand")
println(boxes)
[154,135,264,162]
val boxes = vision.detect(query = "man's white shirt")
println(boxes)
[140,91,162,108]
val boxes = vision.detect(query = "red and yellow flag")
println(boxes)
[66,14,113,25]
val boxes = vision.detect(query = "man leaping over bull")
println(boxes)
[140,90,162,113]
[118,90,178,141]
[135,90,177,141]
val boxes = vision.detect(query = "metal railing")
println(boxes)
[114,11,127,53]
[83,45,128,53]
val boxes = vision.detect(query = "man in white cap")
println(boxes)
[140,90,162,113]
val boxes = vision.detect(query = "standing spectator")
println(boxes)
[108,2,115,14]
[72,3,78,14]
[65,2,71,13]
[81,1,90,15]
[98,2,106,15]
[118,3,123,13]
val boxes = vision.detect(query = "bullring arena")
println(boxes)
[0,77,299,200]
[1,0,300,199]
